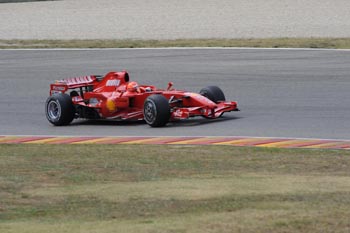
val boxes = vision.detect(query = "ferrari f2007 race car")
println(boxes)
[45,71,239,127]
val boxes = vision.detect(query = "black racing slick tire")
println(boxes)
[45,93,75,126]
[143,95,170,127]
[199,86,226,103]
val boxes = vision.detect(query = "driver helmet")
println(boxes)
[127,81,140,92]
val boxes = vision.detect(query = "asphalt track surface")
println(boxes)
[0,48,349,139]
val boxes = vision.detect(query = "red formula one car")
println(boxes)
[45,71,239,127]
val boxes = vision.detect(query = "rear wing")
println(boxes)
[49,71,130,96]
[49,75,98,95]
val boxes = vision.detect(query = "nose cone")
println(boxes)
[184,92,217,108]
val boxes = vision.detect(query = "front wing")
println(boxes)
[170,101,238,120]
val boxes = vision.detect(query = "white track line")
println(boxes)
[1,47,350,52]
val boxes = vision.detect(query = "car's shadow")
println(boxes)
[166,115,241,127]
[70,115,241,127]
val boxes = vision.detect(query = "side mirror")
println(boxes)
[167,82,173,91]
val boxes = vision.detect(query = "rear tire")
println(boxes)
[199,86,226,103]
[143,95,170,127]
[45,93,75,126]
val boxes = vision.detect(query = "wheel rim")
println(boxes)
[47,100,61,121]
[144,100,156,124]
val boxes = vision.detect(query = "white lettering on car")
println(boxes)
[174,109,183,117]
[52,86,66,91]
[106,79,121,87]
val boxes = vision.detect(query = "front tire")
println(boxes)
[45,93,75,126]
[143,95,170,127]
[199,86,226,103]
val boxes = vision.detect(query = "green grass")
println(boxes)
[0,144,350,233]
[1,38,350,49]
